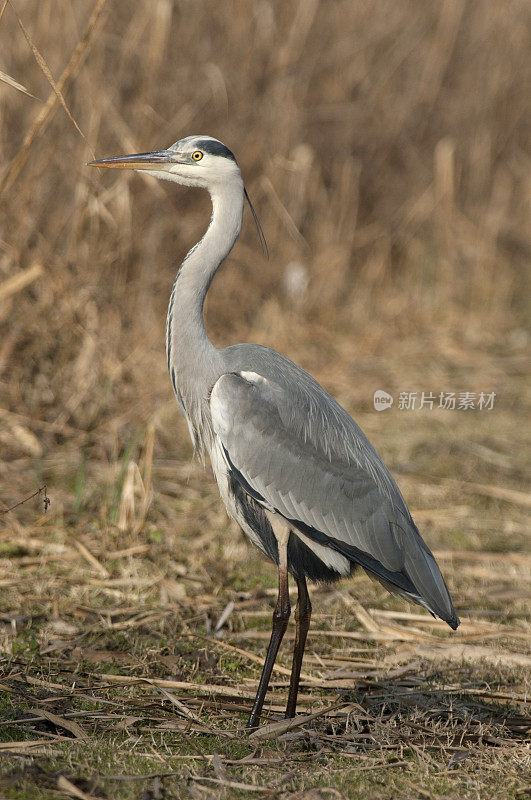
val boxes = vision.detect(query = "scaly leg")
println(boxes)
[285,575,312,718]
[246,533,290,730]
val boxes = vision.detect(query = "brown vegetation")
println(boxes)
[0,1,529,798]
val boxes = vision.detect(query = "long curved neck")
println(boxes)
[166,176,244,395]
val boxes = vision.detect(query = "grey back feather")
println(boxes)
[210,343,459,629]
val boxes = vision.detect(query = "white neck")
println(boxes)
[166,175,244,400]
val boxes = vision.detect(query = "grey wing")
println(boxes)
[210,370,459,629]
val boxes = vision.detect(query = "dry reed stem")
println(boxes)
[11,2,93,155]
[0,262,43,301]
[57,775,99,800]
[0,2,529,796]
[249,701,346,740]
[0,66,37,99]
[0,0,107,196]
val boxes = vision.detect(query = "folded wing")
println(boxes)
[210,369,459,629]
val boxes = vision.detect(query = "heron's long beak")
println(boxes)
[87,149,185,171]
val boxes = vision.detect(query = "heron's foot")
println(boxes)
[245,713,260,731]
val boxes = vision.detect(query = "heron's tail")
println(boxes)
[351,522,460,630]
[286,513,460,630]
[301,519,460,630]
[388,521,460,629]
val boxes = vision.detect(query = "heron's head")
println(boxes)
[88,135,242,190]
[88,134,268,255]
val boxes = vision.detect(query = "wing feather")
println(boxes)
[210,370,459,628]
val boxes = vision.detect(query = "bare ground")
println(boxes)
[0,1,530,797]
[0,332,529,799]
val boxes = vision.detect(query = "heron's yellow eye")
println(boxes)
[192,151,203,161]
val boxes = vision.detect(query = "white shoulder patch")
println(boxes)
[210,378,230,437]
[239,370,268,385]
[211,370,269,439]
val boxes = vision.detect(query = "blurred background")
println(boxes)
[0,2,530,794]
[0,0,529,579]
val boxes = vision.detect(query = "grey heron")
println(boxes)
[89,136,459,730]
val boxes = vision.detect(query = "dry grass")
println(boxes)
[0,1,530,798]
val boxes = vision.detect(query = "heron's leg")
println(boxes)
[246,533,291,730]
[285,575,312,719]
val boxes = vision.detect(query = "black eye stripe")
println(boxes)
[193,139,237,162]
